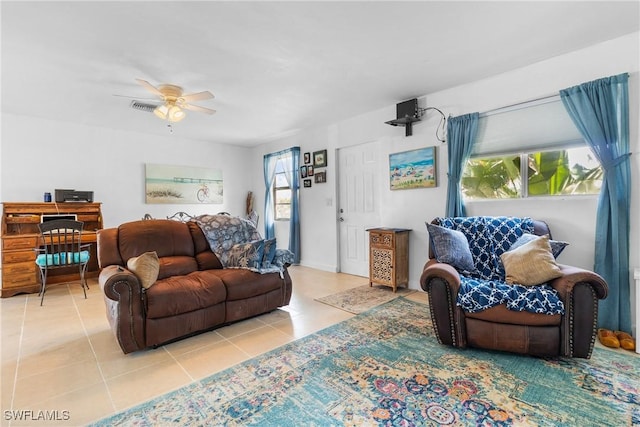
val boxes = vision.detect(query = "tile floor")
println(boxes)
[1,266,427,426]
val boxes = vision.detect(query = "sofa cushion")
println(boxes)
[126,251,159,289]
[211,269,284,301]
[145,270,227,319]
[501,235,563,286]
[158,256,199,280]
[118,220,195,261]
[426,223,475,272]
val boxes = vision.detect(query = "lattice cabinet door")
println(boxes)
[367,228,410,292]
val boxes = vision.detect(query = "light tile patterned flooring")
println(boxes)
[1,266,427,426]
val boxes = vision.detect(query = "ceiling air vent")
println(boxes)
[129,100,157,113]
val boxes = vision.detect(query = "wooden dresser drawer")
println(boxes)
[4,261,37,276]
[2,268,38,288]
[369,231,394,248]
[3,237,38,250]
[3,250,36,263]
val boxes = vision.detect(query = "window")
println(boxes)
[461,97,603,200]
[462,146,602,200]
[274,157,291,220]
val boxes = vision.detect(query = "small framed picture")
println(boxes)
[314,171,326,184]
[304,152,311,164]
[300,165,308,178]
[303,179,312,188]
[313,149,327,168]
[307,165,314,176]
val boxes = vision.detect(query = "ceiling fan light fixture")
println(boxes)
[153,104,169,120]
[168,105,185,122]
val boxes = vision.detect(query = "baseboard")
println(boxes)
[298,261,338,273]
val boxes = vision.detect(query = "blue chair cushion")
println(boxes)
[36,251,90,267]
[426,223,475,273]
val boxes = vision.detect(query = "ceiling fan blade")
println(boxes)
[182,104,216,115]
[135,78,164,97]
[113,93,160,101]
[180,91,214,102]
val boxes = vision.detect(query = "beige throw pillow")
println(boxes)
[127,251,160,289]
[501,235,562,286]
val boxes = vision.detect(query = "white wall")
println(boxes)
[252,33,640,296]
[1,115,253,228]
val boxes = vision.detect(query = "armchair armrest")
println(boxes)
[550,264,608,358]
[420,259,462,294]
[99,265,146,354]
[419,259,466,347]
[550,264,608,300]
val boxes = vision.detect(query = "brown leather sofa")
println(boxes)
[420,217,608,358]
[97,219,292,354]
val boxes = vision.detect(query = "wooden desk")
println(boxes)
[1,202,103,297]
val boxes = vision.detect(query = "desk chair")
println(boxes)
[35,219,90,305]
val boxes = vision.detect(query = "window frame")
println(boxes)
[273,158,292,221]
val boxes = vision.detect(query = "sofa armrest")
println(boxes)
[99,265,146,354]
[419,259,466,348]
[550,264,608,358]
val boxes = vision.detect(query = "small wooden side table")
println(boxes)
[367,228,410,292]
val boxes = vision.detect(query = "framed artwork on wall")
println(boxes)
[300,165,308,178]
[389,146,437,190]
[304,152,311,164]
[303,179,312,188]
[313,150,327,168]
[145,164,223,204]
[314,171,326,184]
[307,165,314,176]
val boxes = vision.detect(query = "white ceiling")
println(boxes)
[2,1,639,146]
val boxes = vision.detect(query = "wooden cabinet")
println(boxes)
[1,202,103,297]
[367,228,410,292]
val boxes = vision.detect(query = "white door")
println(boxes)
[337,141,381,277]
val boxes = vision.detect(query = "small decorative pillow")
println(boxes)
[262,238,277,268]
[426,222,475,272]
[509,233,569,258]
[501,235,563,286]
[226,240,265,269]
[127,251,160,289]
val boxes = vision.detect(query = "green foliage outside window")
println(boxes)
[462,147,602,200]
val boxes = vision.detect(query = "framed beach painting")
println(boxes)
[389,147,437,190]
[145,164,223,204]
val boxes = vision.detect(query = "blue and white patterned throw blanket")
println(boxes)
[195,214,294,275]
[435,216,564,315]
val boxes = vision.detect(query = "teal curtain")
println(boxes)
[263,147,301,263]
[560,73,631,331]
[445,113,479,217]
[282,147,301,263]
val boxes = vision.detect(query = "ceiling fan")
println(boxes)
[125,79,216,123]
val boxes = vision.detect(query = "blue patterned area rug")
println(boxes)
[90,298,639,426]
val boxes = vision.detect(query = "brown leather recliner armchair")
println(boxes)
[420,216,608,358]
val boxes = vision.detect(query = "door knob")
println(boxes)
[339,217,344,222]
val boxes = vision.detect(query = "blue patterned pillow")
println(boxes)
[426,223,475,272]
[262,238,277,268]
[509,233,569,258]
[226,240,265,269]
